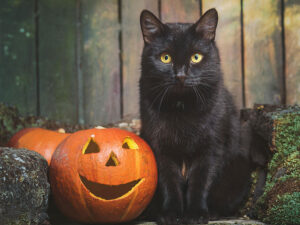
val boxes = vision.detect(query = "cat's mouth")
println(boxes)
[169,85,193,95]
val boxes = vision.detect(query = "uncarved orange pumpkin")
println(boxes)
[7,128,70,165]
[49,128,157,223]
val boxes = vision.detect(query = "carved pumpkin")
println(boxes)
[49,128,157,223]
[7,128,70,165]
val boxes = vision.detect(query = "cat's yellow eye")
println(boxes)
[160,53,172,64]
[191,53,203,64]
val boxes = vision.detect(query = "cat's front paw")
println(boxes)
[182,215,209,224]
[157,213,182,225]
[182,209,209,224]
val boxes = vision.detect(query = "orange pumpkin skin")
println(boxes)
[49,128,157,223]
[7,128,70,165]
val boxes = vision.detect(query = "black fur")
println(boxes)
[139,9,252,224]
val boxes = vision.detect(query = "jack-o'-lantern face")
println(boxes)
[49,128,157,224]
[78,136,143,200]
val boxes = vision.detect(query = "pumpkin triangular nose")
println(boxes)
[105,152,119,166]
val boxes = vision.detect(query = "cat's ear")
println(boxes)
[140,10,164,44]
[194,8,218,41]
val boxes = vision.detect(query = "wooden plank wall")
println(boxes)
[121,0,158,119]
[161,0,200,22]
[81,0,120,125]
[243,0,283,107]
[0,0,37,116]
[202,0,243,108]
[284,0,300,105]
[0,0,299,126]
[39,0,77,123]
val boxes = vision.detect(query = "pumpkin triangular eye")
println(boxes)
[122,137,138,149]
[82,138,100,154]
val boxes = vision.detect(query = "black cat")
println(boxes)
[139,9,253,225]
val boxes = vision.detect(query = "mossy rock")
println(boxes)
[252,105,300,225]
[0,147,50,224]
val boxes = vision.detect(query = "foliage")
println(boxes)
[0,102,88,146]
[0,103,24,146]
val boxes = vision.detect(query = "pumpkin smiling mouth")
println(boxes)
[79,175,143,200]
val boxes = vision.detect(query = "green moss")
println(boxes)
[268,107,300,176]
[268,110,300,174]
[0,103,24,146]
[255,106,300,224]
[264,192,300,225]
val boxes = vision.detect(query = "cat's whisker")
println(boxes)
[149,89,165,109]
[143,75,174,81]
[149,84,168,92]
[193,86,200,104]
[193,86,206,106]
[185,81,213,89]
[149,82,174,91]
[192,86,200,103]
[188,76,217,82]
[158,87,170,114]
[198,85,210,104]
[199,83,214,89]
[148,85,171,110]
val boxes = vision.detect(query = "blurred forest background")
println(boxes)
[0,0,299,126]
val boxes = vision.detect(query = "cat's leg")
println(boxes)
[156,154,185,225]
[183,153,220,224]
[208,155,252,217]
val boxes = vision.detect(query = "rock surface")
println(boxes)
[0,147,50,225]
[133,220,265,225]
[243,105,300,225]
[47,217,266,225]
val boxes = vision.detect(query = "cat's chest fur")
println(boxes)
[142,104,215,157]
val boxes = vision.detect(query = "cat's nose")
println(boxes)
[176,73,186,85]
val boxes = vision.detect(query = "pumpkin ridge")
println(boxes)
[121,148,141,221]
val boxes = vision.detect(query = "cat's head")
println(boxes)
[140,9,222,107]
